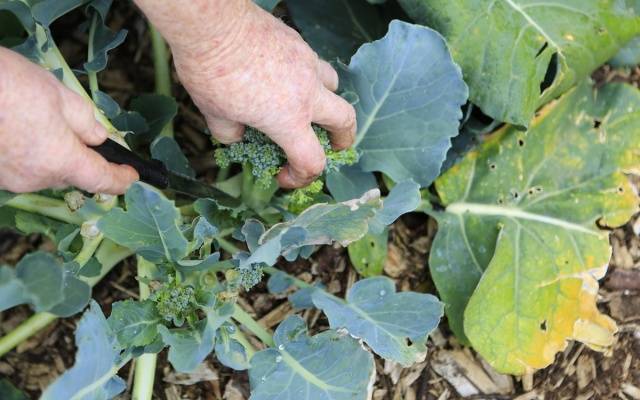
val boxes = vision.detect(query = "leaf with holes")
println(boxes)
[428,82,640,373]
[248,316,375,400]
[398,0,640,125]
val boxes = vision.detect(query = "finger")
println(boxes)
[63,140,139,195]
[274,125,326,189]
[205,115,245,144]
[312,89,357,150]
[58,86,107,146]
[317,60,339,92]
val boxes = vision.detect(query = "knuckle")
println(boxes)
[302,152,326,177]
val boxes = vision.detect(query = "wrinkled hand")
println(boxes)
[0,48,138,194]
[164,1,357,188]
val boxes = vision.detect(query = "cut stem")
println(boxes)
[232,305,274,347]
[6,194,82,225]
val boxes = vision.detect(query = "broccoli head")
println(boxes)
[214,126,358,188]
[151,278,198,327]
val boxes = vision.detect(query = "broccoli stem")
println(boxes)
[132,257,158,400]
[263,266,313,289]
[241,163,278,211]
[149,24,174,138]
[232,305,275,347]
[0,240,132,357]
[6,194,83,225]
[87,12,100,98]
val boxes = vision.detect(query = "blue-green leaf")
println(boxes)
[312,276,443,366]
[340,20,468,186]
[0,379,28,400]
[326,164,377,202]
[369,179,421,234]
[84,2,127,74]
[254,0,280,12]
[108,299,161,348]
[249,316,375,400]
[243,190,382,267]
[159,306,233,372]
[287,0,386,61]
[151,136,196,179]
[98,183,189,263]
[41,301,127,400]
[215,326,250,371]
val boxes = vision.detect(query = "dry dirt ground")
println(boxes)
[1,5,640,400]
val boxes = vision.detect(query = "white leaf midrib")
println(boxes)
[446,202,601,236]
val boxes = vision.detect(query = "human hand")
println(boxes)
[0,48,138,194]
[140,0,357,188]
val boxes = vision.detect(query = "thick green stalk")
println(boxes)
[0,240,132,357]
[6,194,83,225]
[232,305,275,347]
[132,257,157,400]
[149,24,174,137]
[87,12,99,98]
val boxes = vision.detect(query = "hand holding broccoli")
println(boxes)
[134,0,357,188]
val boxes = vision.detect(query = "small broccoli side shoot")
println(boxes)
[151,278,198,327]
[214,126,358,188]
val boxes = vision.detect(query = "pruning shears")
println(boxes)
[92,139,240,207]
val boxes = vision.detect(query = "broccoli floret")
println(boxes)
[214,128,285,188]
[289,180,324,214]
[151,279,197,327]
[236,263,264,291]
[214,126,358,188]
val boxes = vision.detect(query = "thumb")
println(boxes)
[58,86,108,146]
[63,139,139,195]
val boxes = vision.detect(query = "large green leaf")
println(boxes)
[339,20,468,186]
[312,277,443,366]
[41,301,127,400]
[287,0,386,61]
[429,82,640,374]
[249,316,375,400]
[398,0,640,125]
[98,183,189,263]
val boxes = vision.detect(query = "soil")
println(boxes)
[1,4,640,400]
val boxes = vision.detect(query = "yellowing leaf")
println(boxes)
[429,82,640,374]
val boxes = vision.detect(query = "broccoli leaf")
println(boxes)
[398,0,640,125]
[215,326,251,371]
[41,301,127,400]
[0,252,89,316]
[151,136,196,179]
[287,0,386,61]
[158,306,233,372]
[348,229,388,277]
[84,1,127,74]
[430,82,640,374]
[326,164,377,202]
[312,276,443,366]
[249,316,375,400]
[369,179,421,234]
[0,379,28,400]
[253,0,280,12]
[98,183,189,263]
[242,190,382,267]
[108,299,162,348]
[339,20,468,187]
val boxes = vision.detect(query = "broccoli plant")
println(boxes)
[0,0,639,399]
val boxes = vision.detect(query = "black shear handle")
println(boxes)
[91,139,170,189]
